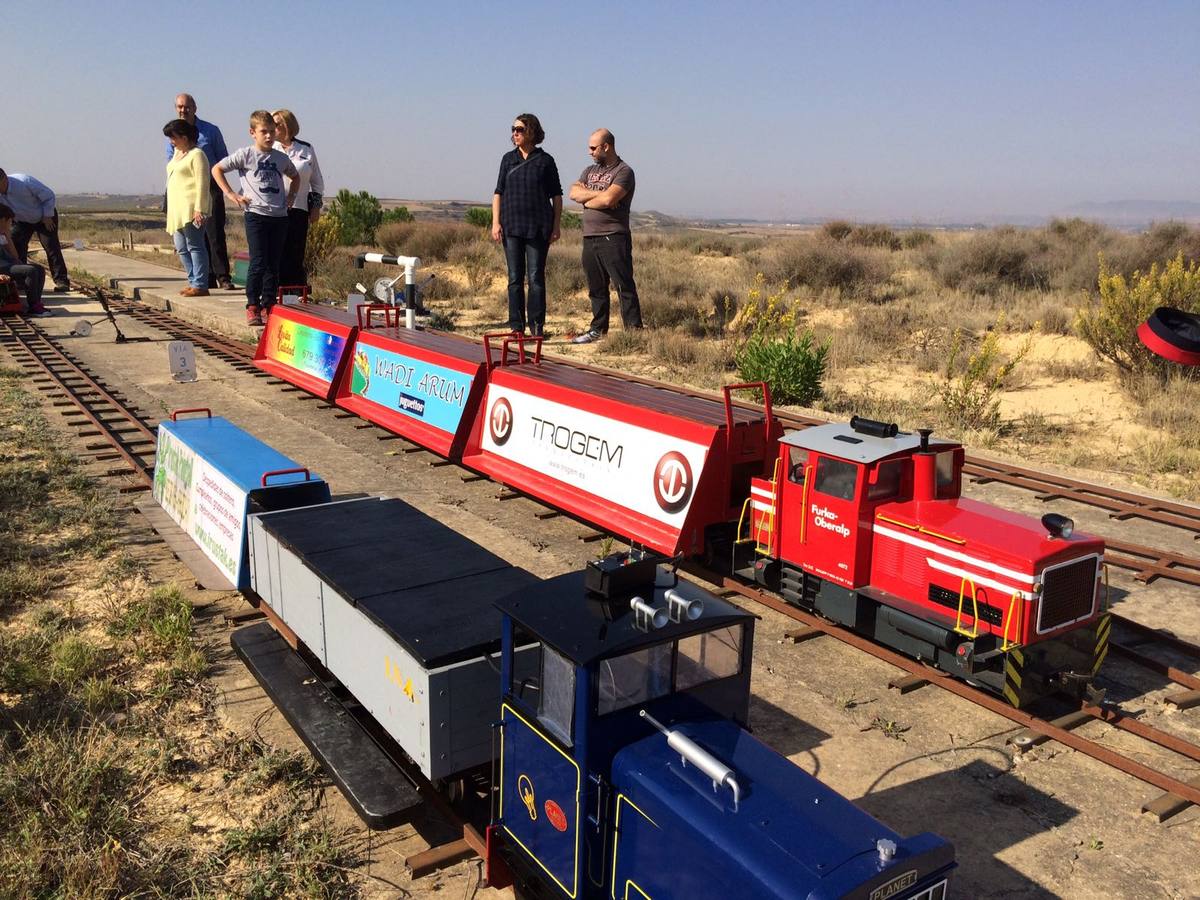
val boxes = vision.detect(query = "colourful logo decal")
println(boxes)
[490,397,514,445]
[518,774,537,821]
[544,799,568,832]
[351,349,370,395]
[266,318,345,384]
[653,451,693,513]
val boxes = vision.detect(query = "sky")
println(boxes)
[4,0,1197,222]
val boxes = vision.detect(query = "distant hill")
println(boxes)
[59,194,163,212]
[1054,200,1200,228]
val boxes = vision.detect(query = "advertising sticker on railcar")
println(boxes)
[870,869,918,900]
[349,343,473,434]
[480,386,709,525]
[152,426,247,585]
[263,317,346,385]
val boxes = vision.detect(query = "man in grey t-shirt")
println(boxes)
[567,129,644,344]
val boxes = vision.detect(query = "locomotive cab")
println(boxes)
[492,567,755,898]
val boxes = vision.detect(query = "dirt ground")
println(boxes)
[8,291,1200,898]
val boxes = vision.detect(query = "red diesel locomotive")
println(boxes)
[254,302,1109,707]
[737,417,1108,706]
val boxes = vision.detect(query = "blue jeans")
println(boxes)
[244,212,289,308]
[504,235,549,333]
[173,223,210,288]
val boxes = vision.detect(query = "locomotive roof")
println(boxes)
[782,422,953,465]
[496,570,754,666]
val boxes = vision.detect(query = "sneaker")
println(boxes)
[571,330,603,345]
[217,278,234,291]
[261,304,273,319]
[29,308,53,318]
[246,306,264,326]
[53,283,71,293]
[181,287,210,297]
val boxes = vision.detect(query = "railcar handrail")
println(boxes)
[1001,591,1022,651]
[260,467,312,486]
[170,407,211,420]
[275,285,311,304]
[481,331,543,372]
[356,303,398,330]
[955,577,981,639]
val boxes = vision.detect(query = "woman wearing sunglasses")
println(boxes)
[491,113,562,337]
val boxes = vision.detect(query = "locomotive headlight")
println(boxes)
[1042,513,1074,539]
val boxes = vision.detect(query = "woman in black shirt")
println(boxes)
[491,113,562,336]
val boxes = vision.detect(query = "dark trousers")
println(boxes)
[504,235,550,332]
[12,212,69,288]
[203,179,231,285]
[0,261,46,311]
[279,208,310,290]
[582,232,643,334]
[243,212,289,309]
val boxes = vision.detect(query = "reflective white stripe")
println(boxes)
[751,486,774,500]
[750,500,774,514]
[926,557,1032,600]
[874,523,1037,586]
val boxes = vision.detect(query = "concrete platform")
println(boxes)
[63,246,260,344]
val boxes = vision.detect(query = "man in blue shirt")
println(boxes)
[165,93,233,289]
[0,168,70,292]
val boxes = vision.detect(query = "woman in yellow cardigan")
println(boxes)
[163,118,213,297]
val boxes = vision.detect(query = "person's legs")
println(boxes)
[185,222,209,289]
[173,229,196,285]
[205,181,231,287]
[7,263,46,312]
[244,212,266,309]
[279,208,309,289]
[504,235,529,332]
[603,232,643,328]
[36,213,70,289]
[260,215,289,312]
[526,238,549,333]
[581,237,612,335]
[10,220,33,264]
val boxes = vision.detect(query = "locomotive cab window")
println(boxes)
[788,447,809,484]
[537,643,575,746]
[597,643,672,715]
[935,450,960,498]
[813,457,858,501]
[676,625,743,691]
[868,459,904,501]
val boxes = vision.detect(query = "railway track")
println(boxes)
[35,285,1200,821]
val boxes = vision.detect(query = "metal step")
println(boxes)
[232,622,422,829]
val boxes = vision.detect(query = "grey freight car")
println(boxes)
[248,496,537,780]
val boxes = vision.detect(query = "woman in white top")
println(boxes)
[272,108,324,291]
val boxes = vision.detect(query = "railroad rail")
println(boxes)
[40,285,1200,820]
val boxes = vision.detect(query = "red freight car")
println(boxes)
[740,417,1108,705]
[461,349,781,557]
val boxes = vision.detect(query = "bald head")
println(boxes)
[588,129,617,165]
[175,94,197,124]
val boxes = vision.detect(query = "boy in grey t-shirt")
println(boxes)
[212,110,299,325]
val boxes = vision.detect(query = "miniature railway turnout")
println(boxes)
[0,315,157,491]
[689,564,1200,823]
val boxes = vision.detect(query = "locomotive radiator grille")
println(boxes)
[1036,555,1100,633]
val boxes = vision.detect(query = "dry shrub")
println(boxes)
[848,223,901,251]
[1129,375,1200,449]
[447,242,502,293]
[545,244,587,300]
[937,227,1053,293]
[901,229,936,250]
[762,237,893,297]
[376,221,479,262]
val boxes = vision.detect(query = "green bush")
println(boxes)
[376,222,479,261]
[1075,253,1200,377]
[465,206,493,228]
[734,277,829,405]
[303,215,339,276]
[940,318,1031,431]
[381,206,414,224]
[561,210,582,230]
[325,189,383,245]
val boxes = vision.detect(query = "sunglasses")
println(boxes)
[512,126,526,134]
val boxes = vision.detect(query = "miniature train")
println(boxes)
[151,413,957,899]
[251,296,1109,707]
